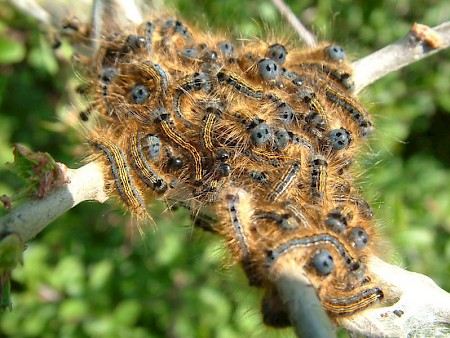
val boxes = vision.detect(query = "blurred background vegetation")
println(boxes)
[0,0,449,337]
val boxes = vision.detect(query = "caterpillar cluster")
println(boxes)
[71,15,383,327]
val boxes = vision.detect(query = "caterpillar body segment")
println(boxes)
[88,134,147,216]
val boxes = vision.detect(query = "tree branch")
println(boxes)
[270,0,318,47]
[0,162,107,242]
[341,257,450,337]
[269,256,336,338]
[6,0,143,29]
[352,21,450,93]
[270,254,450,337]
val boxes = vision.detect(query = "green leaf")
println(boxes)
[0,232,23,272]
[113,300,141,327]
[0,36,25,64]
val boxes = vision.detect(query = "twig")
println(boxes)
[270,255,450,338]
[0,162,107,242]
[269,255,336,338]
[352,21,450,93]
[7,0,143,32]
[6,0,91,27]
[5,0,51,25]
[270,0,317,47]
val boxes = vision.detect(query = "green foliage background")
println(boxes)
[0,0,449,337]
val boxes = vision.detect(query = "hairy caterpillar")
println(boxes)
[72,3,384,330]
[2,1,449,337]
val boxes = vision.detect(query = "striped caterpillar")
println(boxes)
[67,2,386,332]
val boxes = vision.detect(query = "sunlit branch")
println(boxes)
[352,21,450,93]
[270,0,318,47]
[0,162,107,242]
[342,257,450,337]
[269,256,336,338]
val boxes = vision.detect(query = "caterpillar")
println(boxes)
[321,287,384,315]
[88,135,147,215]
[129,132,168,193]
